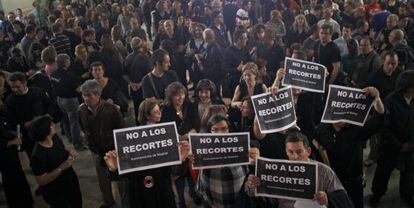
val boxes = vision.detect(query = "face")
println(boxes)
[164,21,174,35]
[323,9,332,19]
[101,20,110,28]
[388,32,397,44]
[76,47,88,60]
[383,55,398,76]
[194,26,203,38]
[159,55,171,71]
[319,28,331,44]
[296,16,305,26]
[342,27,352,39]
[359,39,373,55]
[243,69,256,83]
[49,123,57,136]
[9,81,27,95]
[130,18,139,28]
[257,28,265,40]
[198,89,211,104]
[215,13,224,24]
[146,104,162,123]
[239,33,248,47]
[285,141,311,161]
[171,92,185,106]
[387,17,397,27]
[82,91,100,107]
[210,120,230,133]
[241,100,251,117]
[91,66,105,79]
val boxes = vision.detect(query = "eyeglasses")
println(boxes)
[211,127,229,133]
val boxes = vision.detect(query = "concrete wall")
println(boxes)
[0,0,33,13]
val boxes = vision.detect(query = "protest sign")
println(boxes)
[282,57,326,93]
[113,122,181,174]
[251,87,297,134]
[189,132,250,169]
[255,157,318,201]
[321,85,375,126]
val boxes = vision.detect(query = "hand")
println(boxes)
[324,68,330,79]
[178,140,190,161]
[313,191,328,206]
[69,149,78,158]
[246,174,261,189]
[237,62,244,71]
[104,150,118,172]
[7,137,22,147]
[276,68,285,80]
[130,82,141,91]
[60,156,75,170]
[267,85,279,96]
[249,148,260,165]
[362,86,380,99]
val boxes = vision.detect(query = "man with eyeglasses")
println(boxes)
[246,130,353,208]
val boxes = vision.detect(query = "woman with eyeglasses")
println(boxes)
[188,114,260,207]
[104,99,190,207]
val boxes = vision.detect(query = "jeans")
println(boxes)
[57,97,83,148]
[92,153,129,207]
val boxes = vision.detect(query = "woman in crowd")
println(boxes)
[90,61,128,114]
[30,115,82,207]
[103,99,191,208]
[231,62,267,109]
[286,14,310,53]
[161,81,201,207]
[70,44,90,80]
[194,79,223,131]
[189,114,260,207]
[199,104,228,133]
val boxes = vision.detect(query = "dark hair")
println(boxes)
[285,130,310,148]
[52,22,63,33]
[346,38,359,58]
[152,49,169,66]
[8,72,27,83]
[356,20,365,29]
[360,36,374,46]
[82,29,95,39]
[195,79,218,102]
[165,81,187,102]
[320,23,332,34]
[395,70,414,94]
[25,24,35,34]
[138,99,160,124]
[383,51,398,60]
[233,29,247,43]
[30,115,53,142]
[342,23,353,30]
[207,114,231,133]
[90,61,105,71]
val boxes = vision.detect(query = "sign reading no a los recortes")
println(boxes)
[113,122,181,174]
[189,132,250,169]
[321,85,375,126]
[255,157,318,201]
[282,57,326,93]
[251,87,297,134]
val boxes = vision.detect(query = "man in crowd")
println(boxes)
[78,80,129,208]
[351,37,382,87]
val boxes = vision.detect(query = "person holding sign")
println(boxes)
[188,114,260,207]
[315,86,384,208]
[104,99,192,208]
[231,62,267,109]
[246,130,353,208]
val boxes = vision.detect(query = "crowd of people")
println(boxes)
[0,0,414,207]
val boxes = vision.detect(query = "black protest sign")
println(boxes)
[189,132,250,169]
[113,122,181,174]
[321,85,375,126]
[282,57,326,93]
[255,157,318,200]
[251,87,296,134]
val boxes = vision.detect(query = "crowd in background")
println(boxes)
[0,0,414,207]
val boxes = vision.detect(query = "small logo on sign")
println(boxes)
[143,176,154,188]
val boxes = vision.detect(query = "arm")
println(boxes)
[231,86,241,108]
[253,116,266,140]
[329,61,340,84]
[34,155,74,186]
